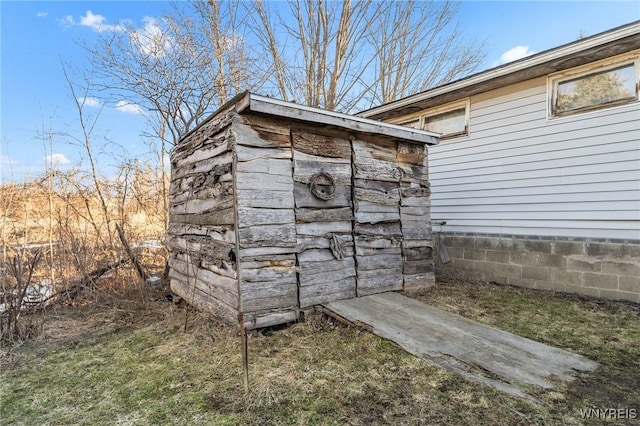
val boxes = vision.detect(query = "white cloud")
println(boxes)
[78,97,100,107]
[131,17,171,57]
[58,10,125,32]
[498,45,536,64]
[37,12,48,18]
[59,15,75,26]
[45,153,71,167]
[115,100,144,115]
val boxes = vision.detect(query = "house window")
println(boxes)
[398,118,421,129]
[550,54,639,117]
[422,106,468,139]
[390,99,470,139]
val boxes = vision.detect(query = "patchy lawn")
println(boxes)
[1,280,638,425]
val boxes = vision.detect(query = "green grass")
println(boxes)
[1,281,639,425]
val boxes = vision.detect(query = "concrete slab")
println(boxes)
[324,292,597,402]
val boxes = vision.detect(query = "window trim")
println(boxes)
[391,99,470,140]
[547,50,640,119]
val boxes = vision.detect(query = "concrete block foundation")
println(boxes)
[435,233,640,303]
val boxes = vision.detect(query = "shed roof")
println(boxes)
[181,92,440,146]
[359,20,640,121]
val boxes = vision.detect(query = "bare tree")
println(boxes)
[62,66,113,247]
[250,0,485,112]
[85,0,256,149]
[371,1,485,105]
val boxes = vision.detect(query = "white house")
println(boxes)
[360,21,640,303]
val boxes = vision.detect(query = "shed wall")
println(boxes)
[166,113,240,322]
[167,104,435,328]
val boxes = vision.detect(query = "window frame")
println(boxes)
[392,99,470,140]
[547,51,640,119]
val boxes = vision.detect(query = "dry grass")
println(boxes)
[1,280,638,425]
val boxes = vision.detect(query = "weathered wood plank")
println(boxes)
[354,187,400,205]
[300,290,357,308]
[170,193,233,215]
[400,206,430,216]
[299,257,356,274]
[236,189,294,209]
[354,235,401,250]
[353,179,398,193]
[236,158,292,176]
[233,120,291,149]
[174,140,230,169]
[239,246,295,258]
[199,258,237,279]
[356,254,403,271]
[399,165,429,183]
[292,149,351,164]
[169,256,238,293]
[298,277,356,299]
[299,278,356,307]
[167,223,236,244]
[240,275,297,296]
[236,112,291,137]
[166,237,236,264]
[324,292,598,399]
[241,292,298,312]
[172,151,234,180]
[355,222,402,237]
[355,210,400,224]
[299,259,356,287]
[296,221,352,236]
[404,272,436,289]
[293,160,352,184]
[236,172,293,192]
[239,258,296,283]
[172,113,233,160]
[292,131,351,159]
[238,224,296,248]
[357,269,403,293]
[237,207,295,228]
[400,186,431,198]
[403,260,435,275]
[354,157,403,182]
[297,235,354,253]
[294,182,351,208]
[401,197,431,207]
[168,267,237,308]
[352,138,397,162]
[170,208,234,226]
[397,142,426,166]
[297,248,340,262]
[355,201,398,213]
[170,278,238,324]
[295,207,353,223]
[236,144,292,162]
[243,309,299,330]
[402,225,432,241]
[403,246,434,261]
[400,212,430,223]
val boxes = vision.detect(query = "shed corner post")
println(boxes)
[239,313,249,395]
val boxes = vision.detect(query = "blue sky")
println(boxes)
[1,1,639,182]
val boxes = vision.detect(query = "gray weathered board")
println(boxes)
[324,292,598,402]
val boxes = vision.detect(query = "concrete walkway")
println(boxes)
[324,292,597,401]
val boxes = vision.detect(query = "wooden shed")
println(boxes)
[166,92,439,329]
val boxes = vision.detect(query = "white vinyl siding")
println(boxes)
[428,76,640,240]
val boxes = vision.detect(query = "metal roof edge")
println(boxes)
[246,93,440,145]
[359,20,640,118]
